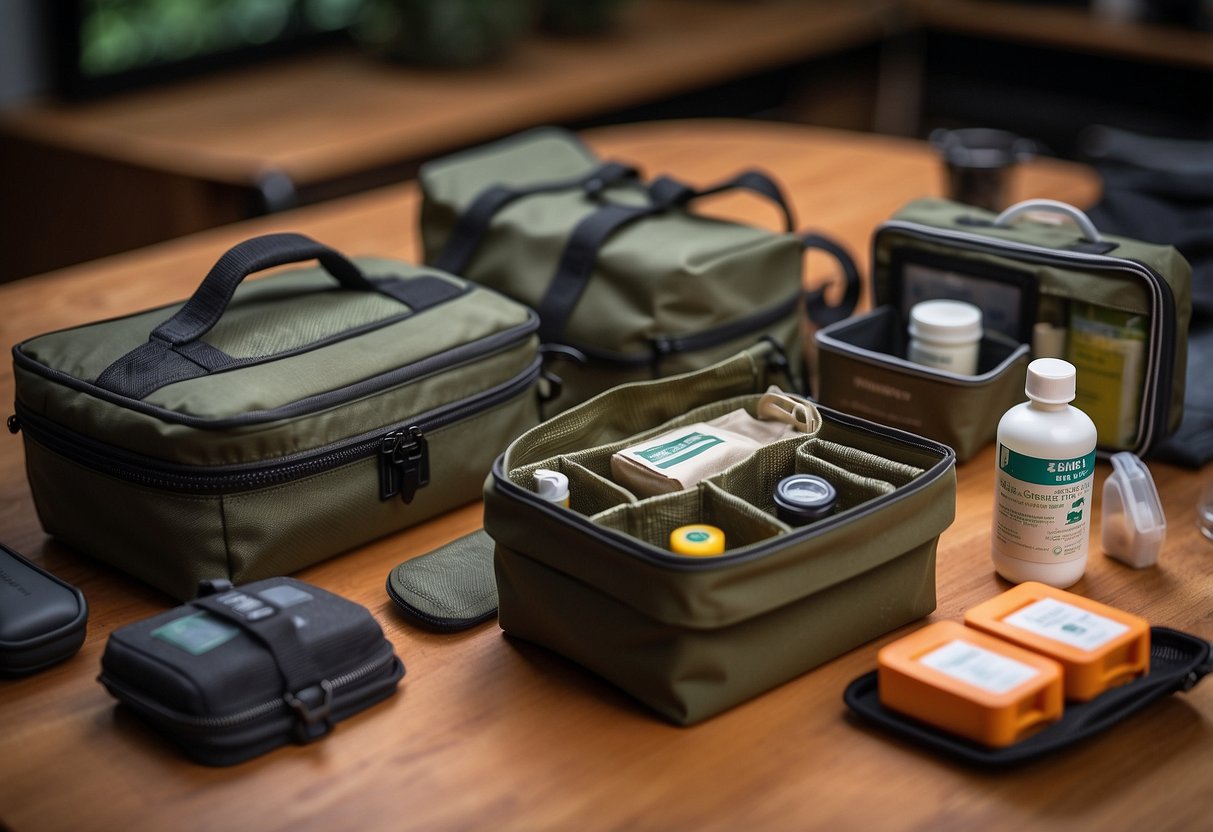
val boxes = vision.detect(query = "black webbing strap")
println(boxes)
[192,591,333,741]
[430,161,639,276]
[801,232,862,327]
[534,169,798,343]
[94,234,464,400]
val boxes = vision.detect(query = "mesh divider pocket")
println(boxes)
[508,456,639,513]
[801,438,923,487]
[591,480,789,551]
[705,436,808,514]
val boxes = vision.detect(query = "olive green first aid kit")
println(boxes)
[815,198,1191,461]
[11,233,543,600]
[481,343,955,725]
[418,127,860,412]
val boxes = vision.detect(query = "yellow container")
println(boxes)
[669,524,725,557]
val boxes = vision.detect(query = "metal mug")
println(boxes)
[930,127,1036,212]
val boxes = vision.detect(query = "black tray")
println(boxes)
[843,626,1211,767]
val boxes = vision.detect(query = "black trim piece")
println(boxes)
[16,358,542,495]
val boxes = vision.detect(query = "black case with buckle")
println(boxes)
[98,576,405,766]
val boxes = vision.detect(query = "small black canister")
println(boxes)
[773,474,838,527]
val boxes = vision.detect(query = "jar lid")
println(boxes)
[773,474,838,524]
[1025,357,1076,404]
[908,300,983,344]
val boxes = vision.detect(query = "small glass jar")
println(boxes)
[773,474,838,527]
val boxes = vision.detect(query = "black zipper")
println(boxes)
[878,222,1179,454]
[491,404,954,572]
[14,358,541,500]
[554,290,802,368]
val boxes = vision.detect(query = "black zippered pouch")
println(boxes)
[0,542,88,676]
[10,233,544,600]
[844,626,1212,767]
[99,577,404,766]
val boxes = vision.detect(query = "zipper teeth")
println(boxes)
[880,221,1177,452]
[106,650,396,730]
[18,359,540,494]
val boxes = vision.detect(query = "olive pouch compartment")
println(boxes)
[99,576,404,766]
[484,344,955,725]
[816,305,1031,462]
[852,198,1191,459]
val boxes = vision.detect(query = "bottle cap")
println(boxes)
[669,524,725,557]
[1025,357,1076,404]
[533,468,569,505]
[908,300,983,345]
[773,474,838,526]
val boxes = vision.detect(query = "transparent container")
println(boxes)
[1101,452,1166,568]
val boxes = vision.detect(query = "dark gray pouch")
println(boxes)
[0,543,88,676]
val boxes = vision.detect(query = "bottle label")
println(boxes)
[995,445,1095,564]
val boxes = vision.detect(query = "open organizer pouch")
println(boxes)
[482,342,955,724]
[816,198,1191,460]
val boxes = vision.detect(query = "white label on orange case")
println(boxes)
[1001,598,1129,652]
[918,639,1040,694]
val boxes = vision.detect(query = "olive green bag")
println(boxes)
[418,127,860,412]
[483,343,955,725]
[11,233,543,600]
[816,198,1191,460]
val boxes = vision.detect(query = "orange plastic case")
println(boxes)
[878,620,1064,748]
[964,582,1150,701]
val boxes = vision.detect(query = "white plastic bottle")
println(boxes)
[992,358,1098,588]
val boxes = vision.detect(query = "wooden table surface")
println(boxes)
[3,120,1211,832]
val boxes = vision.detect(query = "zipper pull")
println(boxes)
[378,426,429,504]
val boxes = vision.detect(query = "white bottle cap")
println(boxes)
[908,300,983,345]
[533,468,569,504]
[1025,357,1076,404]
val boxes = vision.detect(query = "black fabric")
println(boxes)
[431,161,639,276]
[802,233,862,327]
[1083,127,1213,466]
[844,626,1211,768]
[371,274,467,311]
[647,169,796,232]
[94,340,215,401]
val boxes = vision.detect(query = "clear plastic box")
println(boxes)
[1101,452,1166,568]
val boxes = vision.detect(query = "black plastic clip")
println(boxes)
[286,679,334,743]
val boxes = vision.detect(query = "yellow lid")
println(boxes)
[669,524,725,557]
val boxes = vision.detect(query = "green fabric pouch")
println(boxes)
[11,233,543,600]
[418,127,860,412]
[483,342,955,725]
[817,198,1191,460]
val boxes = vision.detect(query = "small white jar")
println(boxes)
[907,300,983,375]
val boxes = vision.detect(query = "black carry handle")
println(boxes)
[153,233,377,346]
[802,232,861,327]
[536,169,799,343]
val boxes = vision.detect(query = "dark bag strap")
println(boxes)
[801,232,862,327]
[95,233,459,399]
[430,161,639,277]
[535,169,798,342]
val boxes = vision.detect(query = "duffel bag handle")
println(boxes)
[993,199,1103,242]
[647,169,797,232]
[152,233,377,346]
[802,233,861,327]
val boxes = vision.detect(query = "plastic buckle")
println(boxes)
[285,679,334,743]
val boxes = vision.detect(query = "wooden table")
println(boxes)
[3,120,1211,832]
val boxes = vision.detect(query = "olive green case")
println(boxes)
[483,343,955,725]
[11,233,542,600]
[816,198,1191,461]
[418,127,860,412]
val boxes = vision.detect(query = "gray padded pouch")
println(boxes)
[385,530,497,631]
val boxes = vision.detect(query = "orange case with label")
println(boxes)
[878,620,1064,748]
[964,582,1150,701]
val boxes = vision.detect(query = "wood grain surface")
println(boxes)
[3,120,1211,832]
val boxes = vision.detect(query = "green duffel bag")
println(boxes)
[818,198,1191,460]
[483,341,955,725]
[11,233,543,600]
[418,127,860,413]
